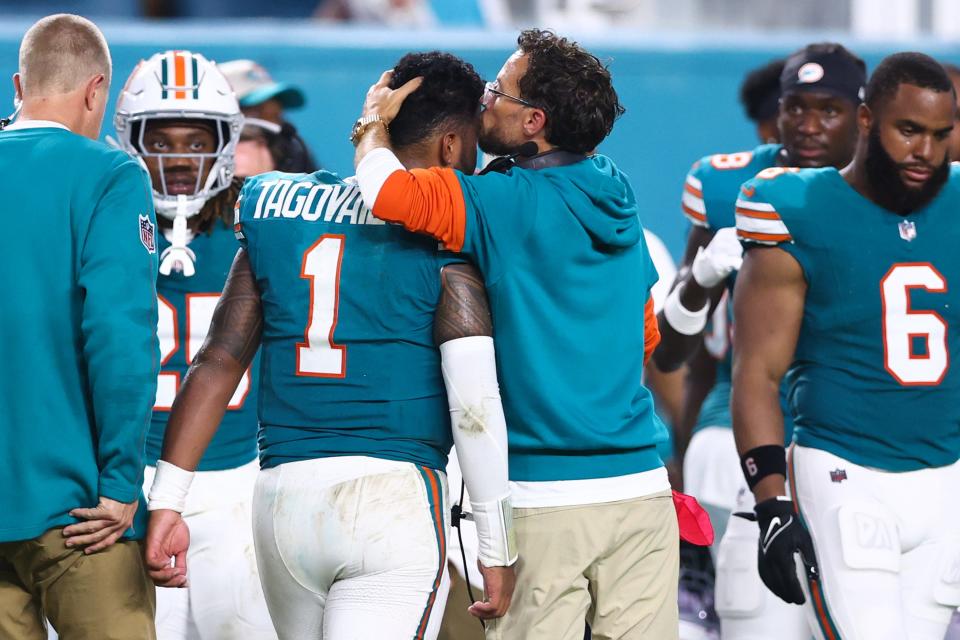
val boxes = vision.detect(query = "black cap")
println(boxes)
[780,46,866,106]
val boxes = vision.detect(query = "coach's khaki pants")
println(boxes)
[486,490,679,640]
[0,528,156,640]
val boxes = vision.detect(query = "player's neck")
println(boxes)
[840,148,875,202]
[19,95,86,136]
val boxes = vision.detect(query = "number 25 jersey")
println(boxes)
[235,171,458,471]
[737,166,960,471]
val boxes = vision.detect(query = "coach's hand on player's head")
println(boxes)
[62,496,138,554]
[361,70,423,124]
[468,562,516,620]
[754,496,819,605]
[144,509,191,588]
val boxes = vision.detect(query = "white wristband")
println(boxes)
[663,285,710,336]
[471,494,518,567]
[147,460,195,513]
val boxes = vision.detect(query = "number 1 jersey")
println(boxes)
[235,171,459,471]
[736,166,960,471]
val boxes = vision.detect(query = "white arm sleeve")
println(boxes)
[440,336,517,567]
[355,147,405,208]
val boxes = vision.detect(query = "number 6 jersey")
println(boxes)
[736,165,960,471]
[235,171,459,471]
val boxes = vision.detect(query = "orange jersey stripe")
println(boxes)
[374,168,467,252]
[174,52,186,100]
[735,206,781,221]
[644,297,660,365]
[682,203,707,223]
[415,467,446,639]
[737,230,791,243]
[684,183,703,199]
[788,447,838,640]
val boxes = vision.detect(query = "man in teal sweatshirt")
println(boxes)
[353,30,678,640]
[0,14,159,640]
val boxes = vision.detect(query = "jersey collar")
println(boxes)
[4,119,70,132]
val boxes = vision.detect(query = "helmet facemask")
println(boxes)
[113,51,244,276]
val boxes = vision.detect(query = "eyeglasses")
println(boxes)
[484,81,540,110]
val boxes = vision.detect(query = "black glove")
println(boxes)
[753,496,819,605]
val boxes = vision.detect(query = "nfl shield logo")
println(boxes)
[899,220,917,242]
[139,214,156,254]
[829,468,847,483]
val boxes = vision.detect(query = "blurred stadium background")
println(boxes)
[4,0,960,256]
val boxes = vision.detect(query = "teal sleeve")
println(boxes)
[234,177,255,249]
[457,171,537,285]
[78,160,160,503]
[639,230,660,295]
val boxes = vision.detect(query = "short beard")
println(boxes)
[478,126,522,158]
[865,126,949,214]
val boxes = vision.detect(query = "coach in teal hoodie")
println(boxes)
[355,29,679,640]
[0,15,158,640]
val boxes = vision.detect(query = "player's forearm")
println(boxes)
[653,271,724,371]
[160,350,247,470]
[353,122,392,168]
[732,362,787,501]
[441,337,516,568]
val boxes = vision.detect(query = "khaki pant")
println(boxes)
[486,490,679,640]
[0,528,156,640]
[438,561,485,640]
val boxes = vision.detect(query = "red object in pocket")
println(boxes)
[672,490,715,546]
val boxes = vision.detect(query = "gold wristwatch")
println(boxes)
[350,114,387,146]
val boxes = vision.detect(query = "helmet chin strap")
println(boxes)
[159,195,197,277]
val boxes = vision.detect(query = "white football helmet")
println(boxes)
[115,50,243,221]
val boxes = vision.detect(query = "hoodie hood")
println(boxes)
[536,153,641,249]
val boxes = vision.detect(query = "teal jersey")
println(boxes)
[149,221,259,471]
[455,155,665,482]
[0,125,159,543]
[236,172,458,471]
[682,144,783,230]
[737,166,960,471]
[681,144,794,442]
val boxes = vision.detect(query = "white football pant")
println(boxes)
[252,456,450,640]
[142,460,277,640]
[686,427,810,640]
[790,445,960,640]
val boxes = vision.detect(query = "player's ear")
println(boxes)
[522,107,547,138]
[83,73,106,112]
[12,73,22,102]
[440,131,460,168]
[857,103,873,135]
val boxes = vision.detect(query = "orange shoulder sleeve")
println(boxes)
[373,167,467,252]
[644,297,660,366]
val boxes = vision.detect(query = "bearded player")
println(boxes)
[734,52,960,640]
[654,43,866,640]
[143,52,516,639]
[113,51,275,639]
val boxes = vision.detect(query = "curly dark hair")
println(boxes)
[740,57,785,123]
[865,52,954,112]
[388,51,484,149]
[515,29,625,154]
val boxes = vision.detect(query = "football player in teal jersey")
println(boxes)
[143,52,516,639]
[734,52,960,640]
[655,43,866,640]
[113,51,276,639]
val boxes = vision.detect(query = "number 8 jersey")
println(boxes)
[736,165,960,471]
[235,171,459,471]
